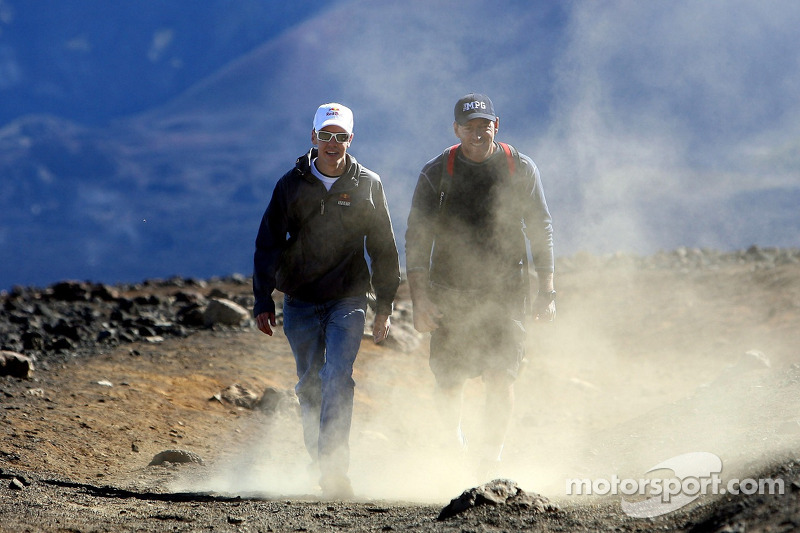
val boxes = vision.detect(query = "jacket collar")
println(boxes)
[296,148,360,186]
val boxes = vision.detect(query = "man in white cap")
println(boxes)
[253,103,400,498]
[405,93,556,480]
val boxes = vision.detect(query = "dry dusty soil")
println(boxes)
[2,248,800,532]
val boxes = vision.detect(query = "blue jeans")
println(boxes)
[282,294,366,477]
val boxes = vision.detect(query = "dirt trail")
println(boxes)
[2,254,800,531]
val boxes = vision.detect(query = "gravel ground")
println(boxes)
[2,247,800,532]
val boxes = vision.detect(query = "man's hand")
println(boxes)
[533,273,556,323]
[407,271,442,333]
[411,295,443,333]
[256,312,277,336]
[533,296,556,322]
[373,313,391,344]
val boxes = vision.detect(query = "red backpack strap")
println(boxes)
[498,142,516,175]
[445,143,460,176]
[438,144,460,210]
[440,142,517,210]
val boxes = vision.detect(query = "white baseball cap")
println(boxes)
[313,103,354,134]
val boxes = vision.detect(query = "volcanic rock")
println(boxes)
[0,351,34,378]
[203,298,250,327]
[438,479,559,520]
[148,449,204,466]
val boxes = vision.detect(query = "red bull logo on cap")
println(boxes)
[314,103,353,133]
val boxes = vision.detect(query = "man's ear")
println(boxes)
[311,128,318,146]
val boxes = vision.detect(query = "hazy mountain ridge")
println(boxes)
[0,111,265,287]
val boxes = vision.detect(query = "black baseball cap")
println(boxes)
[454,93,497,125]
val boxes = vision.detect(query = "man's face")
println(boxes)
[311,125,352,175]
[453,117,499,163]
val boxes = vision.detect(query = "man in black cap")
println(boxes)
[405,93,555,479]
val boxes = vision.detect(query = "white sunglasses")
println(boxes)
[316,130,351,143]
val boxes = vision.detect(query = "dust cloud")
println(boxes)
[173,261,800,504]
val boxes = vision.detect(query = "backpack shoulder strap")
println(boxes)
[438,144,460,210]
[445,143,459,176]
[438,142,521,209]
[497,142,518,175]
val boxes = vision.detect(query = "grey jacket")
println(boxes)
[405,143,553,295]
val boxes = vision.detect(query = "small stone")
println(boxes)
[740,350,770,369]
[438,479,558,520]
[0,351,34,379]
[219,384,259,409]
[256,387,295,414]
[148,449,204,466]
[50,281,91,302]
[203,298,249,327]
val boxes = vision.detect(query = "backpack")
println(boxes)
[437,142,518,210]
[435,142,533,314]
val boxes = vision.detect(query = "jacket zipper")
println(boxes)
[320,199,325,215]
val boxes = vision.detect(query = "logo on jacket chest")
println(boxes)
[337,193,351,207]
